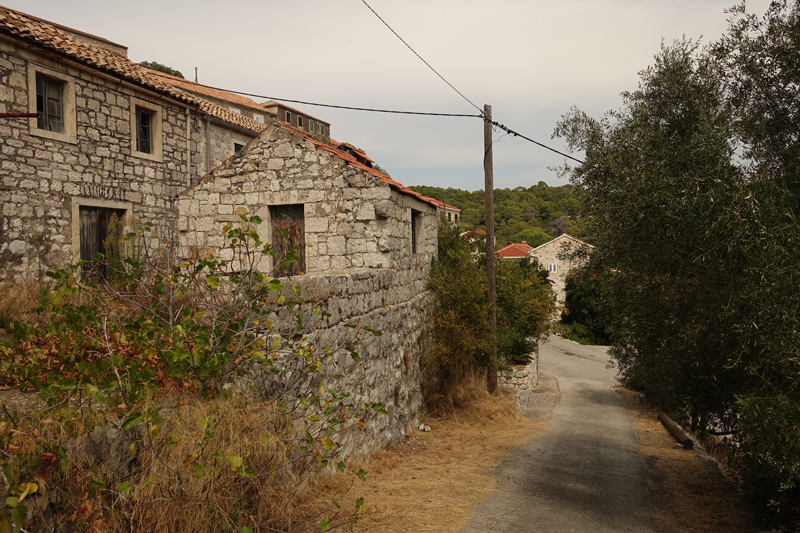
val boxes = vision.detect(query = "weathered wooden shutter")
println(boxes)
[79,206,125,280]
[270,204,305,277]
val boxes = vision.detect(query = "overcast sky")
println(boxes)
[7,0,773,191]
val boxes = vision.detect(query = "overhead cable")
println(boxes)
[360,0,484,116]
[201,85,481,118]
[490,120,585,164]
[200,85,583,164]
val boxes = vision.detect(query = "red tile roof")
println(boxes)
[0,5,263,135]
[427,198,461,211]
[497,242,535,259]
[146,69,271,115]
[460,228,486,239]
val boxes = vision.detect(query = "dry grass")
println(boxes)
[616,387,767,533]
[327,373,549,533]
[0,278,44,321]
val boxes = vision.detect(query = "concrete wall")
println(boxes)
[0,37,190,281]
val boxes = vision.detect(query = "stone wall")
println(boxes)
[177,124,438,274]
[177,123,438,455]
[0,39,190,281]
[530,235,593,304]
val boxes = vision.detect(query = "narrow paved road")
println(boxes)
[460,336,657,533]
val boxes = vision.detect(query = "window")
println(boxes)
[234,142,245,153]
[319,123,325,135]
[270,204,305,276]
[285,111,291,122]
[309,119,314,132]
[297,115,304,129]
[28,65,76,143]
[229,107,241,114]
[548,263,558,273]
[135,107,154,154]
[411,209,423,254]
[253,114,264,124]
[130,97,162,161]
[36,74,65,133]
[79,206,126,280]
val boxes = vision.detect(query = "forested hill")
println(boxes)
[409,182,588,248]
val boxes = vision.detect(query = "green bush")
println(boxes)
[560,266,613,345]
[425,225,555,393]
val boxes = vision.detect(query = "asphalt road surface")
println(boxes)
[459,335,657,533]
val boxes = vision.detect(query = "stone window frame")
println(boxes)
[27,63,77,144]
[285,110,291,123]
[70,197,133,267]
[253,114,265,124]
[129,96,163,162]
[319,123,325,135]
[548,263,558,273]
[297,115,304,129]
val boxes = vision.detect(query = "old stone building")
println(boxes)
[177,119,440,454]
[1,5,442,455]
[0,6,266,281]
[528,233,595,303]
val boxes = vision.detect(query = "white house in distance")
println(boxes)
[528,233,595,303]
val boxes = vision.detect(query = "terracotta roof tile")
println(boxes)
[0,5,263,135]
[427,198,461,211]
[147,69,271,115]
[497,242,535,258]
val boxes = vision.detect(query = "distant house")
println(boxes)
[261,100,330,138]
[496,241,534,261]
[460,228,485,241]
[528,233,595,303]
[428,199,460,223]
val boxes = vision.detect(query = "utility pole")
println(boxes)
[484,104,498,394]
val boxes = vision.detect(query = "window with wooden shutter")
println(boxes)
[270,204,305,277]
[79,206,126,280]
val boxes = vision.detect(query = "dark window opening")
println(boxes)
[411,209,422,254]
[270,204,305,277]
[234,142,245,153]
[297,115,304,129]
[80,206,125,280]
[319,124,325,135]
[136,107,154,153]
[35,74,64,133]
[285,111,291,122]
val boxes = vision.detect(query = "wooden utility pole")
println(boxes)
[484,104,498,393]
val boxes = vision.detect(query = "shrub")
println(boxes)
[0,215,379,533]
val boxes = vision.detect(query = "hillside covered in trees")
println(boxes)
[409,182,587,248]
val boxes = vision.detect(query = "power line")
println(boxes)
[201,86,481,118]
[360,0,484,116]
[490,120,585,164]
[201,85,583,164]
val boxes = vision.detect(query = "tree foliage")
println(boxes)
[139,61,184,79]
[554,8,800,526]
[408,184,588,247]
[424,224,555,395]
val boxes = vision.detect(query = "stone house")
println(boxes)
[1,5,442,455]
[0,5,268,281]
[528,233,595,303]
[261,100,330,138]
[176,118,439,455]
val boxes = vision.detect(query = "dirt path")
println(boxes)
[338,338,768,533]
[616,387,768,533]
